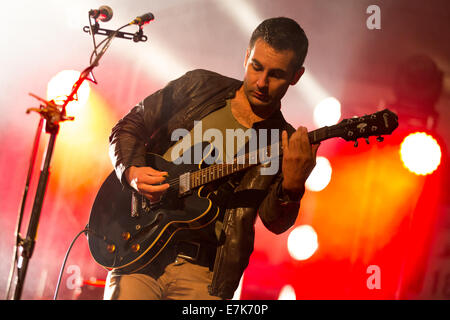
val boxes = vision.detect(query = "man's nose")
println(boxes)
[256,73,269,89]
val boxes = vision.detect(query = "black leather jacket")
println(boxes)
[109,69,302,299]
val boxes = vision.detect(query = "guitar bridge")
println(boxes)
[179,172,191,196]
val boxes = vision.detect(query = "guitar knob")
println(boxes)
[106,244,116,253]
[131,243,140,252]
[121,232,131,241]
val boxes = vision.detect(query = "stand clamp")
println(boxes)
[83,21,148,42]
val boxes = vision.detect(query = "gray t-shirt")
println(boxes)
[163,100,250,245]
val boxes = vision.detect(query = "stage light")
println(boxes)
[313,97,341,127]
[287,225,319,261]
[278,284,296,300]
[305,156,332,192]
[47,70,90,116]
[399,132,442,175]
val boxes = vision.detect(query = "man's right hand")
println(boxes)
[125,166,170,202]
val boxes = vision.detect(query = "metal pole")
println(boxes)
[12,125,59,300]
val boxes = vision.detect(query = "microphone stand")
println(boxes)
[5,115,43,300]
[6,79,86,300]
[5,15,141,299]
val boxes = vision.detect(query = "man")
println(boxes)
[104,17,319,300]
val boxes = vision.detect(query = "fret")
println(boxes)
[308,126,330,144]
[187,140,284,188]
[191,171,197,188]
[205,167,211,183]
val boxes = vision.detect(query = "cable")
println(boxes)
[88,14,99,59]
[86,22,130,87]
[53,228,89,300]
[89,23,130,66]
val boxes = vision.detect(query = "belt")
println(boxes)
[175,240,217,270]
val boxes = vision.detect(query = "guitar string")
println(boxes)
[163,143,282,189]
[164,146,281,188]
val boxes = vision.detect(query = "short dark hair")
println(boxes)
[249,17,309,70]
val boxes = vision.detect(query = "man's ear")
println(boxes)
[290,66,305,85]
[244,48,251,68]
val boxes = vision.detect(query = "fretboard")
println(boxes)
[189,125,340,188]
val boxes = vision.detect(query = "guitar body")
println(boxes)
[88,143,220,273]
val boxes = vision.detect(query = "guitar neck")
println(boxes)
[308,124,342,144]
[186,108,399,190]
[189,125,341,189]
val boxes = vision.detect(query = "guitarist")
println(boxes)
[104,17,319,300]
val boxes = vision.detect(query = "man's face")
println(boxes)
[243,38,304,111]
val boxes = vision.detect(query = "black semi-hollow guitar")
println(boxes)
[87,109,398,273]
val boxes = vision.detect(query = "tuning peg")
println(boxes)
[365,138,370,144]
[376,136,384,142]
[354,140,359,147]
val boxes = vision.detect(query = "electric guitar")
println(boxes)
[87,109,398,273]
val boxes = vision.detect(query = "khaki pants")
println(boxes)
[103,257,222,300]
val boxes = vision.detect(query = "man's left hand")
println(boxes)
[281,127,319,195]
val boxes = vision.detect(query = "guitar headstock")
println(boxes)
[333,109,398,145]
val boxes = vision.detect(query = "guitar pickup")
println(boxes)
[179,172,191,196]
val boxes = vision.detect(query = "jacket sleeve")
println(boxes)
[257,172,303,234]
[108,71,197,186]
[256,122,303,234]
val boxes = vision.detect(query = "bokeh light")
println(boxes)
[313,97,341,128]
[305,156,332,192]
[400,132,442,175]
[287,225,319,261]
